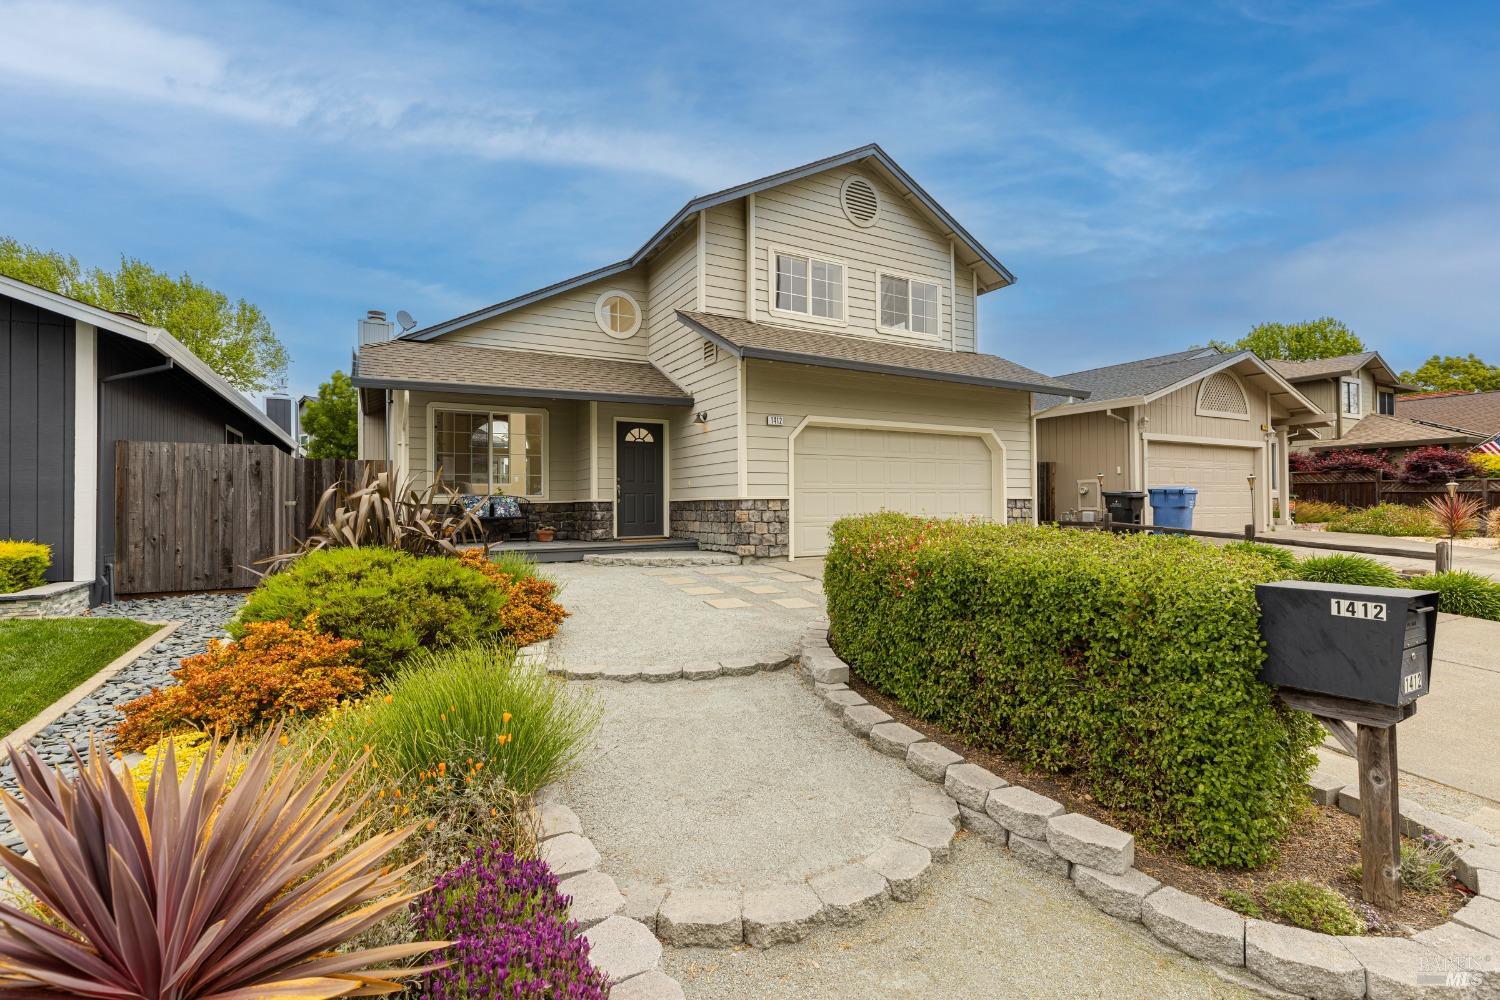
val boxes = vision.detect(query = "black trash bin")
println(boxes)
[1101,490,1148,525]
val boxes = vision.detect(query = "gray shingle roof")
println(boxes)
[677,310,1084,395]
[1034,347,1233,410]
[1304,413,1487,450]
[352,339,693,405]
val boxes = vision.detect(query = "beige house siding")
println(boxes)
[1035,409,1131,513]
[749,165,969,350]
[954,267,977,352]
[744,360,1032,502]
[646,225,740,498]
[592,401,676,495]
[405,391,583,501]
[703,201,747,318]
[440,271,651,362]
[1142,377,1269,441]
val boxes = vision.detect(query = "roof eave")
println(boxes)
[1035,395,1146,419]
[348,372,692,407]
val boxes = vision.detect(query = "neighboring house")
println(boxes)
[1265,352,1483,456]
[0,275,295,600]
[352,145,1081,558]
[1395,390,1500,447]
[1035,348,1328,532]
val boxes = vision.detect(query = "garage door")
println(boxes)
[793,425,993,557]
[1146,442,1258,533]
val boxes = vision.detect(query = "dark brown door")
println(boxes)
[617,422,665,537]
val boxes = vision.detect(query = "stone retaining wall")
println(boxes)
[0,581,91,619]
[802,626,1500,999]
[670,499,788,557]
[522,501,613,541]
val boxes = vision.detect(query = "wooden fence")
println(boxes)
[1291,471,1500,516]
[113,441,386,595]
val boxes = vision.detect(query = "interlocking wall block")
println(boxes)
[809,864,889,925]
[609,970,686,1000]
[658,888,743,948]
[1414,922,1500,997]
[1071,866,1159,922]
[823,688,868,713]
[804,652,849,685]
[958,805,1008,844]
[559,870,626,929]
[620,884,669,934]
[863,839,933,902]
[1306,772,1344,807]
[1244,920,1366,999]
[538,832,600,879]
[868,722,927,759]
[944,763,1007,812]
[682,662,723,681]
[1046,813,1134,876]
[1337,784,1361,817]
[720,656,762,677]
[741,885,825,948]
[843,704,893,737]
[639,664,682,682]
[909,786,960,828]
[1142,887,1246,967]
[1008,834,1071,879]
[1452,845,1500,892]
[539,802,583,840]
[1452,897,1500,939]
[985,785,1065,841]
[601,663,643,682]
[583,916,663,983]
[906,741,962,783]
[1340,935,1466,999]
[896,813,956,862]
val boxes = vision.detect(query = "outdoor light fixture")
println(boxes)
[692,411,709,424]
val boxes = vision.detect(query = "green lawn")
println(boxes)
[0,618,160,735]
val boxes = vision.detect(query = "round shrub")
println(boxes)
[1297,554,1404,589]
[457,548,569,646]
[824,514,1322,868]
[1222,540,1300,576]
[1399,446,1479,485]
[1407,571,1500,621]
[234,548,506,676]
[0,540,50,594]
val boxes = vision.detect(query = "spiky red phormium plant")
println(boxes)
[0,730,444,999]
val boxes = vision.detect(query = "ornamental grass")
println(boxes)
[413,842,608,1000]
[0,730,443,998]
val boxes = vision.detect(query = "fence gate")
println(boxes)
[113,441,384,595]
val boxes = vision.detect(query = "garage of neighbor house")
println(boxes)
[1035,347,1329,533]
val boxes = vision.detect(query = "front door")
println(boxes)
[616,422,665,537]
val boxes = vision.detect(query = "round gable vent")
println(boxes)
[840,175,880,227]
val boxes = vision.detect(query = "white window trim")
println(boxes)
[766,245,848,328]
[594,289,642,340]
[1341,377,1362,417]
[1194,370,1251,421]
[876,268,945,342]
[425,400,550,500]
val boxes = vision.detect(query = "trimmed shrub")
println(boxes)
[1313,449,1395,474]
[1263,879,1363,935]
[113,615,367,751]
[1406,571,1500,621]
[234,547,506,676]
[458,548,569,646]
[1473,453,1500,478]
[1288,451,1317,473]
[414,843,609,999]
[0,540,49,594]
[1290,500,1347,524]
[1222,540,1300,576]
[1328,503,1439,537]
[824,514,1322,867]
[320,643,599,795]
[1297,554,1404,589]
[1399,446,1479,485]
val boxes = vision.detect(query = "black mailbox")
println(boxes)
[1255,581,1439,709]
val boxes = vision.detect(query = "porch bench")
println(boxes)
[456,495,533,542]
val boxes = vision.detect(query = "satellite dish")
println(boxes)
[396,309,417,332]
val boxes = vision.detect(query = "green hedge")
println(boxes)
[824,514,1322,868]
[0,541,50,594]
[233,548,506,676]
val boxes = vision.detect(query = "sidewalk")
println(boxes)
[1263,527,1500,580]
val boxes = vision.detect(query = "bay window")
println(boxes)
[433,407,544,496]
[879,273,941,335]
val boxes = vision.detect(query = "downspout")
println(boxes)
[1105,409,1128,491]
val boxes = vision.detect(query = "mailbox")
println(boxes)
[1255,581,1439,709]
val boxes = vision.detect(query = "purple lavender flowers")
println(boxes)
[415,841,611,999]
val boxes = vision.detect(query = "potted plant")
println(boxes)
[535,524,557,543]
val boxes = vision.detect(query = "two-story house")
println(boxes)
[1268,352,1485,458]
[352,145,1082,558]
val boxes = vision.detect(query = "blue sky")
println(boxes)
[2,1,1496,401]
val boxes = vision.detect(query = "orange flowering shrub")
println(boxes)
[458,550,568,646]
[113,616,367,752]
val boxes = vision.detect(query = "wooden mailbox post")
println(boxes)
[1255,581,1439,909]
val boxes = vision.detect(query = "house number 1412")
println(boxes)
[1330,599,1386,621]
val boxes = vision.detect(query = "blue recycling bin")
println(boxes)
[1148,486,1198,530]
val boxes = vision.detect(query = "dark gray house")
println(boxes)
[1,274,294,601]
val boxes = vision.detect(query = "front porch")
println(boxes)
[482,536,700,563]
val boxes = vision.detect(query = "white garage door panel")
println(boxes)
[794,427,993,557]
[1146,442,1258,533]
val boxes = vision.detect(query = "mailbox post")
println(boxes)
[1256,580,1439,909]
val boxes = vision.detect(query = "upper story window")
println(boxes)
[772,250,844,322]
[595,290,641,339]
[1341,379,1362,417]
[1378,389,1396,415]
[879,273,941,336]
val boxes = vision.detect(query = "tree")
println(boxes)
[1399,354,1500,393]
[0,236,289,393]
[301,370,359,459]
[1212,317,1365,361]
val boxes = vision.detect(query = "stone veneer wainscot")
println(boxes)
[671,500,789,558]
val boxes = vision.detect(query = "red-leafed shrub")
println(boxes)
[1288,451,1318,473]
[1312,449,1395,474]
[1399,446,1480,485]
